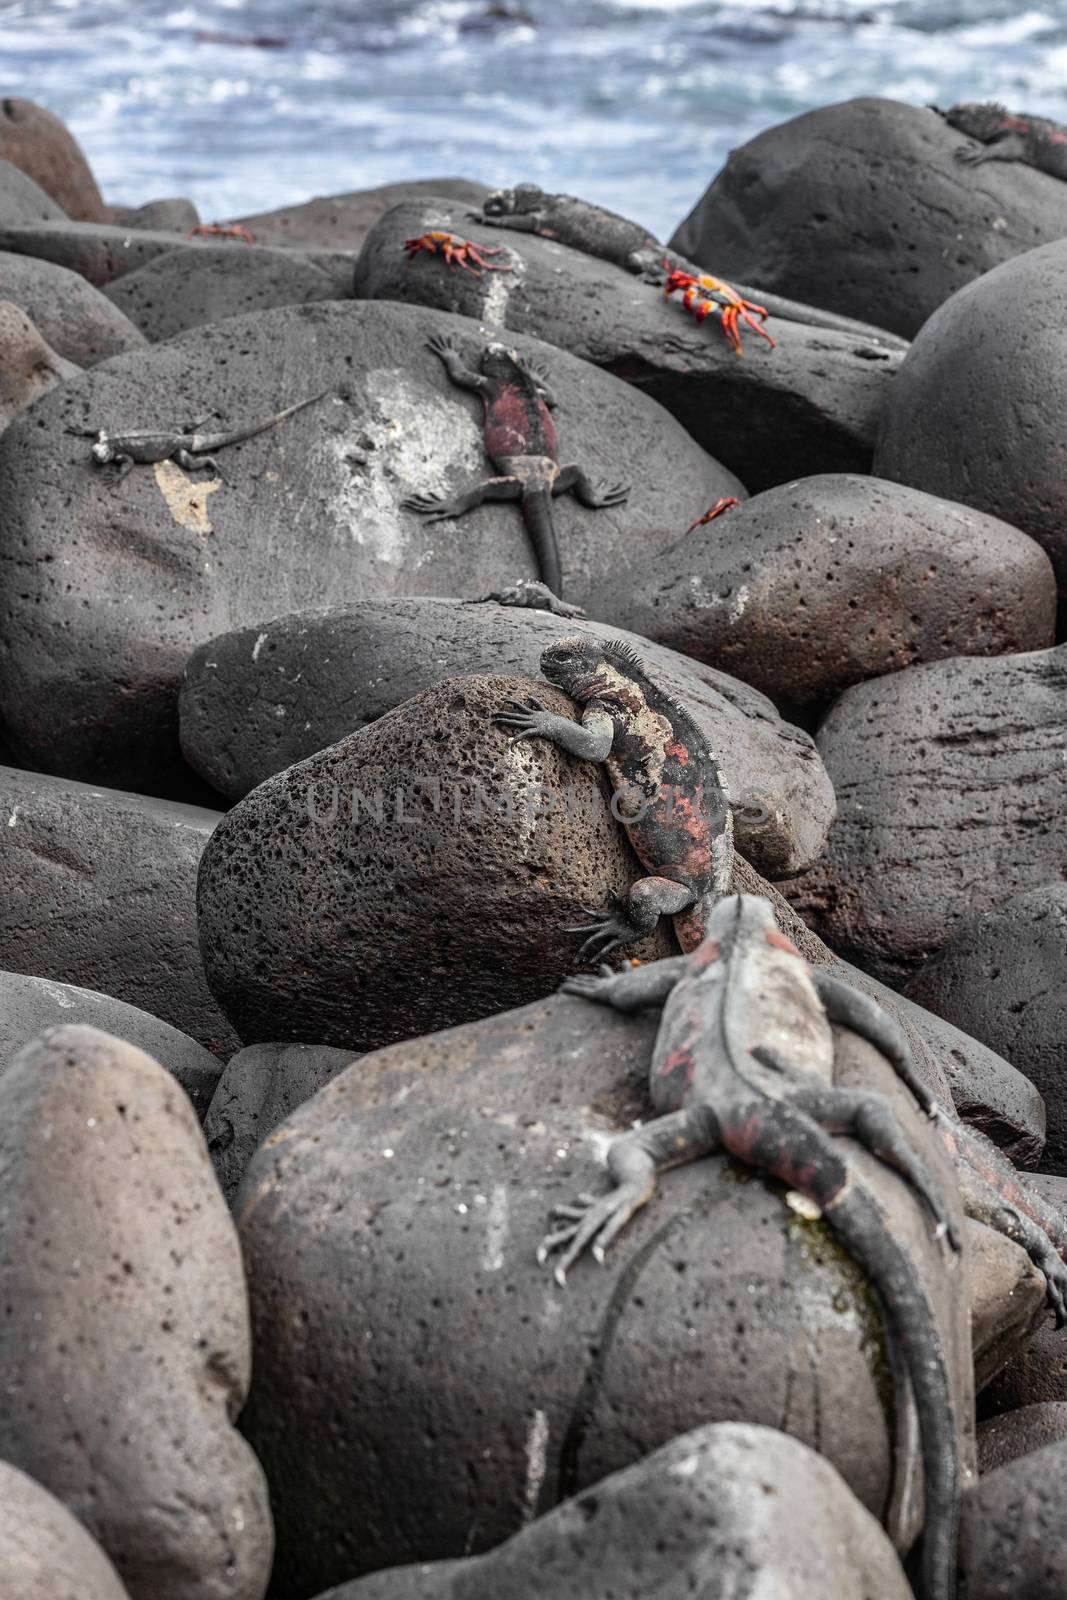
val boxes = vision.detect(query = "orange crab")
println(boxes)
[685,496,741,535]
[403,230,513,276]
[188,223,255,244]
[663,266,775,357]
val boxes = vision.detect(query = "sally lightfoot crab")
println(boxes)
[403,230,514,276]
[663,266,776,357]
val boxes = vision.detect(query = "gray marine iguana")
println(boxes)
[937,102,1067,180]
[403,334,628,599]
[82,391,329,484]
[493,635,734,958]
[541,891,961,1600]
[465,578,585,618]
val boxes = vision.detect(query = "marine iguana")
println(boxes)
[84,391,328,484]
[493,635,734,958]
[403,334,628,599]
[465,578,585,617]
[543,891,961,1600]
[938,102,1067,180]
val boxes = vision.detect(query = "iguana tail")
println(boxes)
[520,487,564,597]
[194,390,329,452]
[826,1182,959,1600]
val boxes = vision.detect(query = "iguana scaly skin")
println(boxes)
[543,892,961,1600]
[939,102,1067,180]
[86,392,328,484]
[493,635,733,958]
[403,334,628,599]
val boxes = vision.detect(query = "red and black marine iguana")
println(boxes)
[403,334,628,600]
[540,891,962,1600]
[493,635,734,959]
[937,102,1067,181]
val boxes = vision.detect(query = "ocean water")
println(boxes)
[2,0,1067,239]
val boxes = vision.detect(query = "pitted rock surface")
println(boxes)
[0,299,78,430]
[354,197,902,493]
[978,1403,1067,1476]
[0,299,735,794]
[204,1041,359,1201]
[0,248,146,364]
[104,245,339,341]
[236,964,969,1594]
[0,767,237,1057]
[178,597,836,877]
[0,1024,272,1600]
[109,196,200,231]
[906,888,1067,1175]
[959,1435,1067,1599]
[0,221,254,285]
[874,237,1067,597]
[668,97,1067,339]
[783,647,1067,986]
[0,98,107,220]
[0,156,67,225]
[0,1460,131,1600]
[0,969,222,1117]
[230,177,490,250]
[315,1425,912,1600]
[589,474,1055,703]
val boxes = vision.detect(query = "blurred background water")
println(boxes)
[2,0,1067,237]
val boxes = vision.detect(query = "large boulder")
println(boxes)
[178,597,836,877]
[874,237,1067,596]
[109,197,200,232]
[236,969,970,1594]
[783,646,1067,985]
[229,177,490,251]
[353,196,903,493]
[0,299,77,430]
[0,98,107,220]
[104,245,340,341]
[959,1436,1067,1599]
[588,474,1055,703]
[0,969,222,1117]
[0,248,146,364]
[0,1025,272,1600]
[0,1460,131,1600]
[318,1424,912,1600]
[668,98,1067,339]
[0,156,66,225]
[0,300,739,793]
[0,767,237,1056]
[906,888,1067,1175]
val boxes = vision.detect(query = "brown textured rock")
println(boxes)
[0,1024,272,1600]
[104,245,339,341]
[0,298,77,429]
[959,1436,1067,1598]
[978,1403,1067,1475]
[0,1460,131,1599]
[874,238,1067,597]
[589,475,1056,703]
[178,597,836,878]
[229,177,489,250]
[318,1424,912,1600]
[0,98,107,221]
[668,98,1067,339]
[0,248,145,364]
[237,963,969,1594]
[0,767,237,1058]
[0,300,737,794]
[783,647,1067,985]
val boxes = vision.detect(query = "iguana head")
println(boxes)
[697,894,802,965]
[90,431,114,464]
[480,342,527,383]
[540,636,613,701]
[941,101,1012,140]
[481,182,544,217]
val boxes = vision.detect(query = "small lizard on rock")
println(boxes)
[465,578,586,617]
[937,102,1067,181]
[84,391,328,484]
[493,636,733,958]
[544,891,961,1600]
[403,334,628,599]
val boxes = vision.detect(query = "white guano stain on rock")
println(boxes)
[523,1409,550,1521]
[252,632,268,662]
[481,1183,509,1271]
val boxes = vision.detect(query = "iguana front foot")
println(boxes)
[539,1186,647,1282]
[491,695,565,744]
[469,579,585,618]
[565,891,644,962]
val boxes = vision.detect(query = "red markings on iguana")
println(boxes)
[940,102,1067,182]
[765,927,803,958]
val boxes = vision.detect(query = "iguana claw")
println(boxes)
[404,230,514,275]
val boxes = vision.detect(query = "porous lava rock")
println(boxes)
[0,1460,131,1600]
[0,1024,272,1600]
[668,97,1067,339]
[959,1435,1067,1599]
[906,888,1067,1175]
[0,298,77,429]
[0,156,66,224]
[353,196,903,492]
[874,237,1067,598]
[978,1403,1067,1475]
[783,647,1067,985]
[204,1041,359,1201]
[589,475,1055,703]
[0,248,146,363]
[236,964,969,1594]
[0,98,107,220]
[104,245,339,341]
[109,197,200,231]
[230,176,489,250]
[0,767,237,1056]
[0,300,738,793]
[315,1425,912,1600]
[178,597,836,877]
[968,1224,1049,1394]
[0,969,222,1116]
